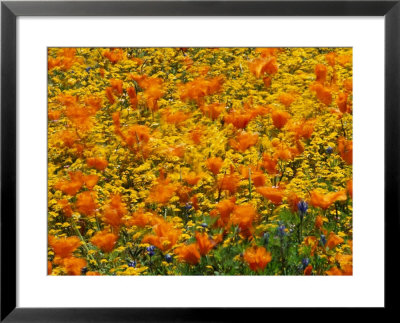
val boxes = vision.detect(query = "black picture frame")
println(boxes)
[1,0,399,321]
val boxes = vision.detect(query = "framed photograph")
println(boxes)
[1,0,398,321]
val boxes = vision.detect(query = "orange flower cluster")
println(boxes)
[229,131,258,152]
[309,190,347,209]
[90,230,119,253]
[178,75,225,105]
[102,195,128,229]
[142,218,181,252]
[337,137,353,164]
[130,74,165,111]
[201,103,225,120]
[271,110,291,129]
[103,48,125,64]
[48,48,83,71]
[243,246,272,271]
[256,186,285,205]
[147,170,177,204]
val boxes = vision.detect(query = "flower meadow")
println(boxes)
[48,47,352,276]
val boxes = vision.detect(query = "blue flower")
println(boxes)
[326,146,334,154]
[146,245,155,257]
[297,200,308,214]
[85,67,91,73]
[81,267,88,275]
[277,224,286,237]
[185,203,192,210]
[165,254,172,263]
[128,261,136,268]
[302,258,310,269]
[320,234,327,246]
[297,200,308,220]
[201,223,208,228]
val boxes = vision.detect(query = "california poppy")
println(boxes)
[87,157,108,171]
[229,131,258,152]
[90,230,119,253]
[243,246,272,271]
[326,231,344,250]
[256,187,285,205]
[76,191,98,216]
[142,220,181,251]
[49,235,81,258]
[337,137,352,164]
[174,243,201,265]
[195,232,216,256]
[271,110,290,129]
[309,189,347,209]
[62,256,87,275]
[206,157,223,175]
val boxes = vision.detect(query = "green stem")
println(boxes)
[72,222,95,262]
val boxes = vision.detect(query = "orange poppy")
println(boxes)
[337,137,352,164]
[315,64,327,84]
[142,220,181,251]
[102,194,128,229]
[109,79,123,96]
[325,266,343,275]
[224,109,253,129]
[304,264,313,275]
[87,157,108,171]
[174,243,201,265]
[286,192,301,213]
[126,209,161,228]
[49,235,81,258]
[86,271,101,276]
[248,56,278,78]
[279,93,296,107]
[48,110,61,121]
[218,171,240,195]
[105,87,115,104]
[190,128,203,145]
[309,189,347,209]
[344,78,353,92]
[206,157,223,175]
[336,92,349,113]
[310,83,332,106]
[184,172,203,186]
[103,48,125,64]
[243,246,272,271]
[326,232,344,250]
[127,86,138,109]
[261,153,278,174]
[82,174,99,190]
[48,261,53,275]
[90,230,119,253]
[212,197,236,228]
[62,256,87,275]
[125,124,151,146]
[256,187,285,205]
[195,232,216,256]
[54,171,84,196]
[347,179,353,198]
[201,103,225,120]
[147,170,177,205]
[229,131,258,152]
[271,110,290,129]
[230,204,258,235]
[162,109,191,126]
[58,199,73,217]
[326,52,336,67]
[59,130,78,148]
[76,191,98,216]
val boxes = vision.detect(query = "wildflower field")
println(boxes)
[48,47,352,276]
